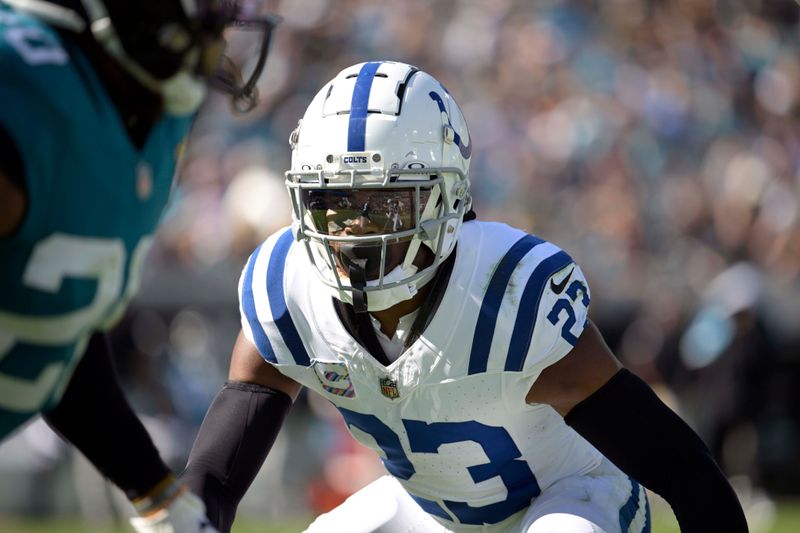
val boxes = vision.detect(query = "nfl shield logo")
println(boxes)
[379,377,400,399]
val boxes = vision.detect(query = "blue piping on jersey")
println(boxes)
[267,229,311,366]
[241,243,277,364]
[468,235,544,375]
[347,61,382,152]
[504,251,573,372]
[619,478,650,532]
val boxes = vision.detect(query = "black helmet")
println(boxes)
[4,0,280,113]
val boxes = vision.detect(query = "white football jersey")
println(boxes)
[239,221,607,530]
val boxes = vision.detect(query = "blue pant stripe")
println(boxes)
[619,478,645,533]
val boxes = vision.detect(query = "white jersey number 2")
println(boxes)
[0,234,151,413]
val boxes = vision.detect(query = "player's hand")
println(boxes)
[129,489,219,533]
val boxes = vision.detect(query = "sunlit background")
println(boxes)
[2,0,800,531]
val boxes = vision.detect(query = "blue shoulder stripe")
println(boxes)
[241,243,277,363]
[504,251,573,372]
[347,61,382,152]
[467,234,544,375]
[267,229,311,366]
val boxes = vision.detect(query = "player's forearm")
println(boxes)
[180,381,292,533]
[565,369,748,533]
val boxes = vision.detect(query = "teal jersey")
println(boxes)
[0,7,194,437]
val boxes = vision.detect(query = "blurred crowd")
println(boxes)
[2,0,799,528]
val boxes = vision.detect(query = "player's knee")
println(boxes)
[304,476,446,533]
[303,476,398,533]
[526,512,606,533]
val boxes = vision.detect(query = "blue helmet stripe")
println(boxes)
[347,61,382,152]
[241,243,277,364]
[267,228,311,366]
[467,234,544,375]
[504,251,573,372]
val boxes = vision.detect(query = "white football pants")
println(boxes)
[302,458,649,533]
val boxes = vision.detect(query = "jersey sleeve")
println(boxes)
[237,227,313,367]
[512,246,591,382]
[0,14,71,242]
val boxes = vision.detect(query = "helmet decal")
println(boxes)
[428,91,472,159]
[347,61,382,152]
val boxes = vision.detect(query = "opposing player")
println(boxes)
[181,61,748,532]
[0,1,278,531]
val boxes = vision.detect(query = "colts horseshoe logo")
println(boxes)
[428,90,472,160]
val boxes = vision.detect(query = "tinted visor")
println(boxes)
[302,188,431,235]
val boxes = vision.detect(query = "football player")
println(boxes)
[0,1,278,531]
[180,62,748,532]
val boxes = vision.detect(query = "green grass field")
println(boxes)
[2,500,799,532]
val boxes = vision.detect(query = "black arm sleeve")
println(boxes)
[565,369,748,533]
[43,333,172,500]
[180,381,292,533]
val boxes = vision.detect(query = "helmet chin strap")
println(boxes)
[160,70,208,115]
[338,243,384,281]
[337,242,424,314]
[337,244,381,314]
[346,258,369,314]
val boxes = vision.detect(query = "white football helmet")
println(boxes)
[286,61,472,312]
